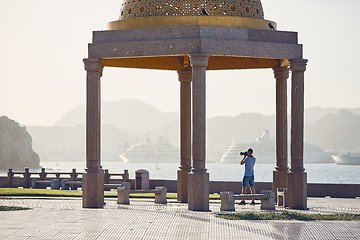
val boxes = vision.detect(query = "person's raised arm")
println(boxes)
[240,156,246,165]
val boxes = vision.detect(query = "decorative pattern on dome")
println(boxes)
[120,0,264,20]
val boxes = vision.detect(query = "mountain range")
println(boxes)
[54,99,178,134]
[26,99,360,162]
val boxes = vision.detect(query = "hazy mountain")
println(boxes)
[306,110,360,151]
[0,116,40,170]
[305,106,360,124]
[54,99,179,134]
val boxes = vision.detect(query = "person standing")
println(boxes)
[239,148,256,205]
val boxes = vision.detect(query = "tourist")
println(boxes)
[239,148,256,205]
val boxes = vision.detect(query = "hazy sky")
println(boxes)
[1,0,359,126]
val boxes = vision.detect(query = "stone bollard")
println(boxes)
[261,191,276,210]
[220,191,235,211]
[154,186,167,204]
[117,186,130,204]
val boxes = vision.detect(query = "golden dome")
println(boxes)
[109,0,276,30]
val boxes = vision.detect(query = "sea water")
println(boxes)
[8,161,358,184]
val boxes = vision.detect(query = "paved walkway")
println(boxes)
[0,197,359,239]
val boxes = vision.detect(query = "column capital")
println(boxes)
[189,54,209,68]
[178,69,192,83]
[83,58,103,73]
[290,59,308,72]
[273,67,289,81]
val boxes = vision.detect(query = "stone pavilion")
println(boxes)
[83,0,308,211]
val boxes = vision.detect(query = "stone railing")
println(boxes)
[0,168,129,189]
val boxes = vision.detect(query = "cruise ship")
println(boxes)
[220,130,333,164]
[119,136,179,163]
[332,152,360,165]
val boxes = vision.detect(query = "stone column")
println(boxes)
[272,67,289,197]
[287,59,308,209]
[177,69,192,203]
[188,54,209,211]
[82,58,105,208]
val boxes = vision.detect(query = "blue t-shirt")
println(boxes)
[244,156,256,176]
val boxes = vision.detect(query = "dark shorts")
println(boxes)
[242,175,255,187]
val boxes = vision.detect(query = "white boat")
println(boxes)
[119,136,179,163]
[220,130,333,164]
[332,152,360,165]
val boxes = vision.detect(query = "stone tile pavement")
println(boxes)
[0,197,359,239]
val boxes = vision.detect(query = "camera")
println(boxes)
[240,151,247,156]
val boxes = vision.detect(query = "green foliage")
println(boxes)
[217,211,360,221]
[0,205,31,211]
[0,188,220,199]
[0,188,82,197]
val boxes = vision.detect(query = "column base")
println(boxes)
[177,169,190,203]
[272,169,288,201]
[82,169,104,208]
[287,170,307,209]
[188,171,209,211]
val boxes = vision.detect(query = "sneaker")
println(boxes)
[250,201,256,205]
[238,200,246,205]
